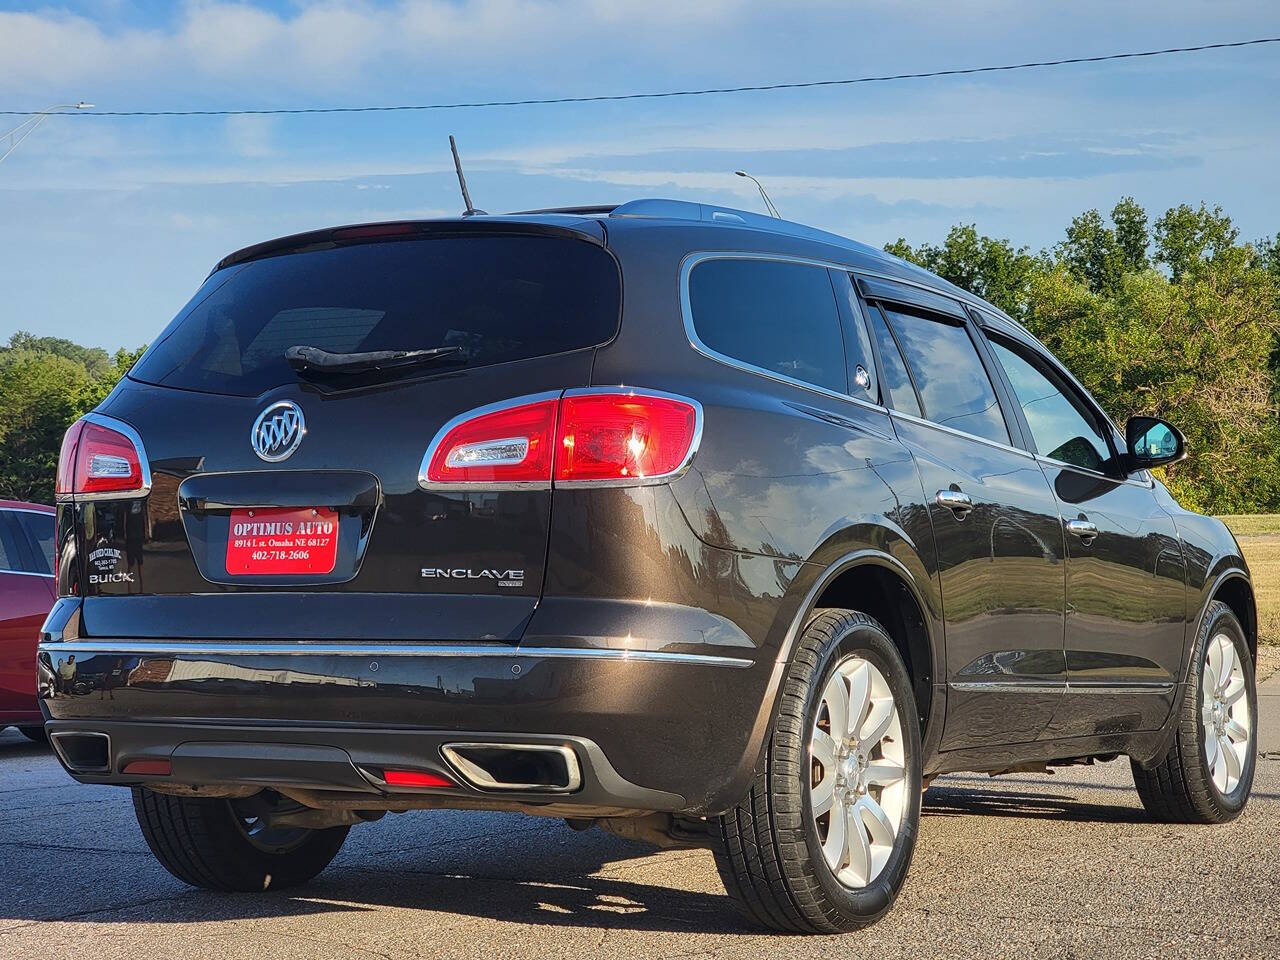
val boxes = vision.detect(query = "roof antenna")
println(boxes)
[450,135,486,217]
[735,170,781,219]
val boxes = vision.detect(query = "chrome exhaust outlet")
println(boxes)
[440,742,582,793]
[49,731,112,774]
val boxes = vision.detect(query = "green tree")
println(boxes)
[889,199,1280,514]
[885,224,1037,318]
[1055,197,1150,295]
[0,335,145,503]
[0,332,112,379]
[1153,202,1239,281]
[1025,259,1280,513]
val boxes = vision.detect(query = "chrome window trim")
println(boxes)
[417,390,562,492]
[1033,454,1155,490]
[0,568,55,580]
[678,252,886,414]
[37,640,756,669]
[554,386,705,489]
[57,412,154,503]
[889,409,1038,463]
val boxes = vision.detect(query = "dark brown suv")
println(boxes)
[39,199,1257,931]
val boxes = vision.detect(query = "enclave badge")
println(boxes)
[251,400,306,462]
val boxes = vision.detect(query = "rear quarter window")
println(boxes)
[687,258,847,394]
[131,234,621,397]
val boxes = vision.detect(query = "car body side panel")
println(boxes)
[582,223,947,786]
[0,571,54,724]
[1157,484,1256,670]
[1038,467,1185,738]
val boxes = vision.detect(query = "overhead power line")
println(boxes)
[3,36,1277,118]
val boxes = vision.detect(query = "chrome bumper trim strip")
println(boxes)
[38,641,755,669]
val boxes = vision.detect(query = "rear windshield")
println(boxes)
[131,234,621,396]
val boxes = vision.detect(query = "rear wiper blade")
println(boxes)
[285,344,464,376]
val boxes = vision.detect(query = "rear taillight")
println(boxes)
[555,392,700,484]
[419,389,702,490]
[55,420,85,497]
[421,395,559,488]
[56,414,151,500]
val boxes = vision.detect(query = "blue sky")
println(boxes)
[1,1,1277,351]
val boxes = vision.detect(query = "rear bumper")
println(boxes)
[37,640,771,815]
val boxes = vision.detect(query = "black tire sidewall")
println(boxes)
[793,616,922,921]
[1193,606,1257,815]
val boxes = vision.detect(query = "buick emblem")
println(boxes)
[251,401,306,462]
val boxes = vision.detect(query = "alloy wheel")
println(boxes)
[1201,632,1251,795]
[808,655,907,889]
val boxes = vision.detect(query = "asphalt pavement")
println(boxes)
[2,664,1277,960]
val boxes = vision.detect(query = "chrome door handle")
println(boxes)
[935,489,973,517]
[1066,519,1098,541]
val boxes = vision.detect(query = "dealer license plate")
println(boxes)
[225,507,339,576]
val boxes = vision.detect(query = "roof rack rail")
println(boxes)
[608,198,861,249]
[507,204,620,216]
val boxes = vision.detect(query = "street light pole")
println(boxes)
[734,170,781,219]
[0,102,95,166]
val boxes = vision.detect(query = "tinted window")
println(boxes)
[989,339,1112,471]
[689,259,846,394]
[881,306,1009,445]
[867,305,921,417]
[0,513,39,575]
[14,511,54,575]
[832,275,878,402]
[132,236,621,397]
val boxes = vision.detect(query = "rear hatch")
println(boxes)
[72,222,620,643]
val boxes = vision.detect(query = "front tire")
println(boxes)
[133,788,349,891]
[712,609,922,933]
[1131,601,1257,824]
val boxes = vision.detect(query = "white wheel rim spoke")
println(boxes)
[1200,633,1251,796]
[808,654,907,890]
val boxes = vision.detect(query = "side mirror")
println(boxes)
[1124,416,1186,471]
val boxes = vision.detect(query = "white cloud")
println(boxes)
[224,113,274,157]
[3,0,1276,105]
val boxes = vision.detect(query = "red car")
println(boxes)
[0,501,55,741]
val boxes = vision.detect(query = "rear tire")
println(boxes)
[17,726,47,743]
[712,609,922,933]
[132,788,349,891]
[1131,601,1257,824]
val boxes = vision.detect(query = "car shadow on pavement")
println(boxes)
[0,818,753,934]
[923,784,1151,823]
[0,739,49,760]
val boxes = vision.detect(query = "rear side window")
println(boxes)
[132,235,621,396]
[0,512,45,575]
[867,306,922,418]
[688,258,846,394]
[13,511,54,575]
[881,306,1009,445]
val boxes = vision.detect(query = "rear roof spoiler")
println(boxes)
[213,216,607,273]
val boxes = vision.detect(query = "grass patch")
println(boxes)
[1220,515,1280,645]
[1218,514,1280,537]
